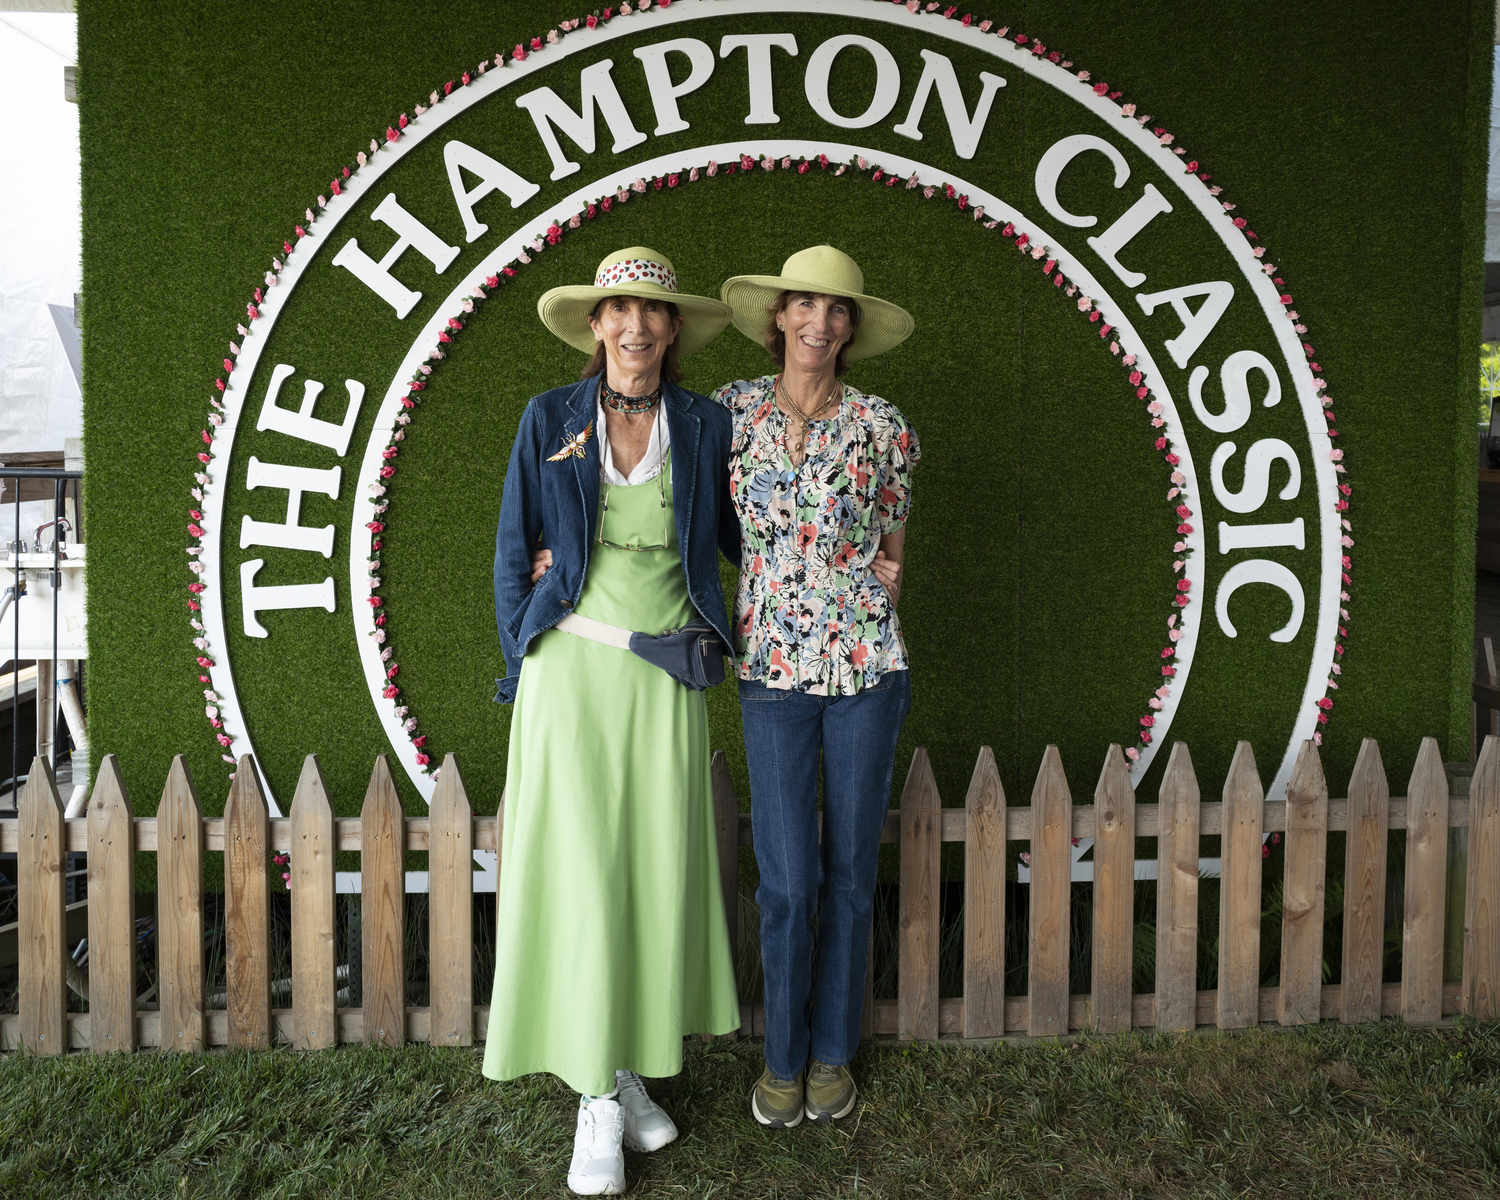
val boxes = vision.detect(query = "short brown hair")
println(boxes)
[580,298,684,383]
[762,291,863,376]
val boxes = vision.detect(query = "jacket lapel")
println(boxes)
[568,376,602,546]
[664,384,700,555]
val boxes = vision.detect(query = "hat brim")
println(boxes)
[720,275,915,362]
[537,282,734,358]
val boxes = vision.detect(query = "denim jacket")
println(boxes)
[493,374,739,703]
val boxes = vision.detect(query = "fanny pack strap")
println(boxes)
[559,610,726,691]
[555,611,634,650]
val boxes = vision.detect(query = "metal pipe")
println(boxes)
[59,668,88,817]
[12,483,19,811]
[68,475,83,814]
[57,673,86,746]
[65,955,88,1002]
[0,468,90,814]
[63,782,88,821]
[50,480,59,784]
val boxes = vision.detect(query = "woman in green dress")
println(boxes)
[485,247,741,1197]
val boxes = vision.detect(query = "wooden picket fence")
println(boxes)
[5,733,1500,1054]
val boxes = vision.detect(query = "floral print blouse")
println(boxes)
[713,374,920,695]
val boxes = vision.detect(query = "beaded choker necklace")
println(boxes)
[600,377,662,414]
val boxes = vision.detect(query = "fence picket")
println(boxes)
[1279,741,1328,1026]
[1155,742,1200,1032]
[1028,746,1072,1037]
[963,747,1006,1038]
[1091,745,1135,1034]
[156,756,204,1052]
[1341,738,1389,1024]
[1465,735,1500,1018]
[224,755,271,1049]
[711,750,739,1038]
[429,754,473,1047]
[290,754,336,1050]
[18,757,66,1055]
[898,748,940,1040]
[1403,737,1448,1023]
[362,756,406,1047]
[86,755,136,1053]
[1217,742,1263,1030]
[9,733,1494,1058]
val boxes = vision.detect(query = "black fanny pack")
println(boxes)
[627,619,729,691]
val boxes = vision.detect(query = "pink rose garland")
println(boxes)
[190,0,1346,781]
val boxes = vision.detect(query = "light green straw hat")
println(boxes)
[720,245,915,361]
[537,245,733,357]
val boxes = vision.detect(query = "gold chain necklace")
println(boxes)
[775,374,842,461]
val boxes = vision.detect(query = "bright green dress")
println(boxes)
[483,452,740,1096]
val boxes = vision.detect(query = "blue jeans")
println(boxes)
[739,670,912,1079]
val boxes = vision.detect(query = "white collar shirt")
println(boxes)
[596,398,669,486]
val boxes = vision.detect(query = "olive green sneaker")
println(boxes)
[750,1066,804,1128]
[804,1059,858,1123]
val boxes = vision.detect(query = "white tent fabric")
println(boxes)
[0,13,80,456]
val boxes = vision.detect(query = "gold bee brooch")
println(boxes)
[547,420,594,462]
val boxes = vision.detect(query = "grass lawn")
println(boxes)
[2,1022,1498,1199]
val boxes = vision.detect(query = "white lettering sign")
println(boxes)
[443,141,541,243]
[1186,349,1282,434]
[1136,280,1235,369]
[1215,559,1306,643]
[188,0,1348,843]
[634,38,716,135]
[1210,439,1301,513]
[1218,517,1305,554]
[514,58,647,180]
[1033,134,1130,228]
[332,192,460,319]
[240,559,336,639]
[718,33,798,124]
[803,34,900,129]
[891,49,1005,159]
[256,363,366,457]
[239,456,341,558]
[1087,184,1173,287]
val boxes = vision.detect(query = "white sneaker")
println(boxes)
[615,1069,679,1153]
[567,1095,625,1196]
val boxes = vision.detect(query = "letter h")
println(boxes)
[332,193,460,319]
[239,457,340,558]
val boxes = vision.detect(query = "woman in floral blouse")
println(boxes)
[715,246,918,1129]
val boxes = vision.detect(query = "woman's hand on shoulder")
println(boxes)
[530,549,552,584]
[871,550,901,607]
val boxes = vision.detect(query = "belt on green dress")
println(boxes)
[556,611,728,692]
[556,611,634,649]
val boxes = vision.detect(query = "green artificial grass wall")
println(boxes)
[78,0,1489,860]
